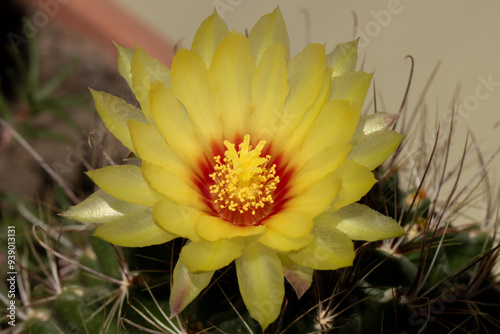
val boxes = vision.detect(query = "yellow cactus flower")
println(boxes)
[63,7,405,329]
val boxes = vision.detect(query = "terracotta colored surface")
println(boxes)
[16,0,174,67]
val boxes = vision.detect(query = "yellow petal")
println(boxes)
[248,6,290,64]
[142,161,203,209]
[286,172,341,218]
[235,243,284,330]
[128,119,191,180]
[86,165,162,207]
[61,189,146,224]
[329,71,372,110]
[265,211,313,238]
[171,49,222,147]
[153,198,203,242]
[149,81,205,167]
[281,67,332,155]
[195,215,266,242]
[289,224,355,270]
[329,159,377,212]
[326,39,358,77]
[258,228,315,252]
[300,99,360,161]
[114,43,134,90]
[180,239,244,272]
[191,9,229,68]
[290,145,349,195]
[209,31,255,139]
[275,43,326,145]
[348,130,404,170]
[93,208,175,247]
[169,260,214,317]
[279,254,313,298]
[130,46,172,124]
[318,203,405,241]
[249,42,289,143]
[89,89,146,155]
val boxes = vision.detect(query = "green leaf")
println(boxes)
[26,36,40,95]
[36,60,78,100]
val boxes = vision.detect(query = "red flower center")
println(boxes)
[208,135,280,226]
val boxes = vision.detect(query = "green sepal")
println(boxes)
[326,39,359,77]
[169,259,214,317]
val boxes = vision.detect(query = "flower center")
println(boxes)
[209,134,280,226]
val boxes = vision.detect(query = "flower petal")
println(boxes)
[169,259,214,317]
[291,145,349,195]
[258,229,315,252]
[289,224,355,270]
[153,198,203,242]
[265,211,313,238]
[329,71,372,110]
[191,9,229,68]
[279,254,313,298]
[115,43,134,90]
[149,81,205,167]
[128,119,191,180]
[351,112,399,143]
[180,239,244,272]
[329,159,377,212]
[89,89,146,155]
[248,6,290,64]
[61,189,146,224]
[130,46,172,123]
[275,43,326,146]
[93,208,175,247]
[86,165,162,207]
[317,203,405,242]
[142,161,203,209]
[348,130,404,170]
[236,243,284,330]
[286,172,342,218]
[300,99,360,160]
[171,49,222,148]
[209,31,255,139]
[281,68,332,155]
[195,215,266,242]
[249,42,289,142]
[326,39,358,77]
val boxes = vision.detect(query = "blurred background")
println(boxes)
[1,0,499,222]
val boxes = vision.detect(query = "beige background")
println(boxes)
[116,0,500,222]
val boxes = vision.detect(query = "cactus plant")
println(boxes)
[1,7,499,334]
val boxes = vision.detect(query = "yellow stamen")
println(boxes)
[209,135,279,225]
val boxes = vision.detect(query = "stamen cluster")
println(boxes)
[209,135,280,225]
